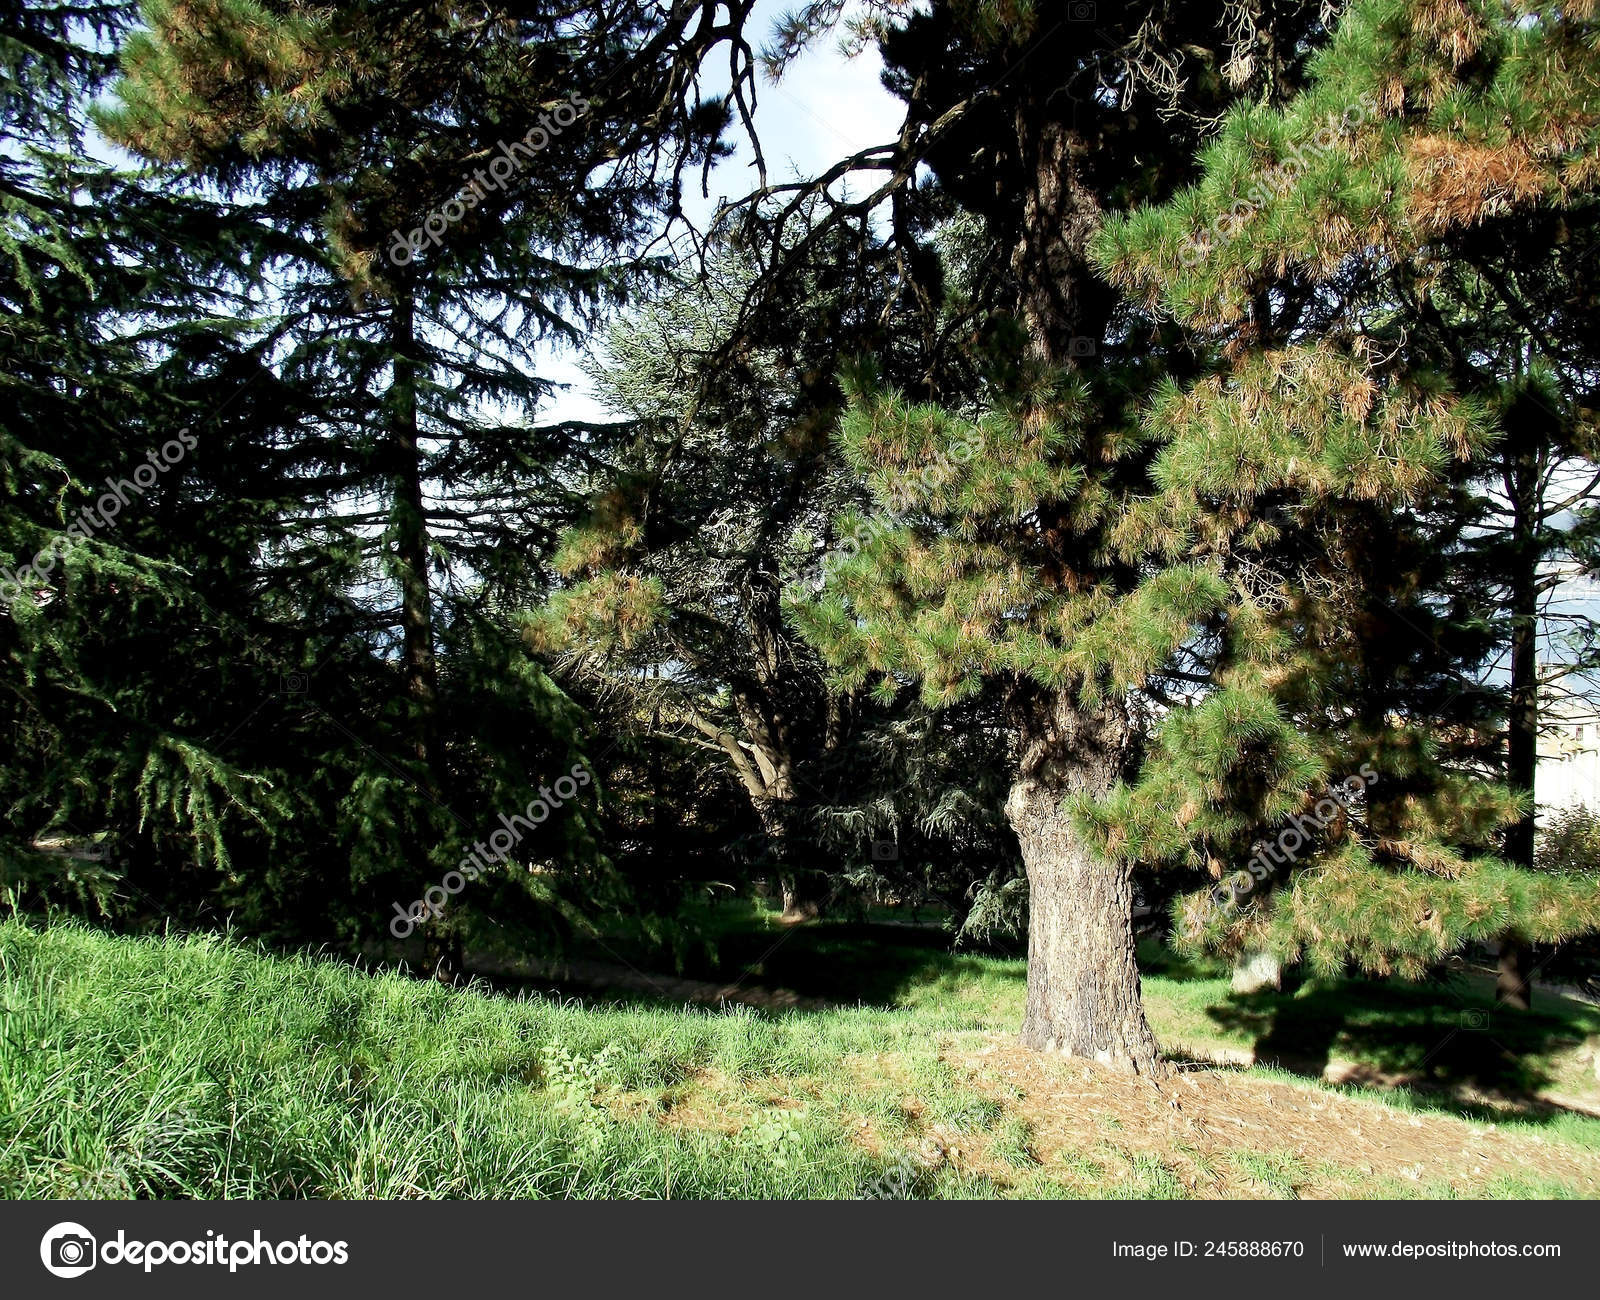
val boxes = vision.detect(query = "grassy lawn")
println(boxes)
[538,900,1600,1112]
[4,913,1599,1199]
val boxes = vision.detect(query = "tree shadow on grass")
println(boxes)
[473,916,1597,1131]
[695,920,1022,1005]
[1204,973,1599,1124]
[474,916,1025,1014]
[1135,939,1232,983]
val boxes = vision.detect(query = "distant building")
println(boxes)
[1538,697,1600,818]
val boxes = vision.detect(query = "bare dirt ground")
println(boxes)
[477,952,1599,1196]
[605,1032,1600,1196]
[939,1036,1600,1197]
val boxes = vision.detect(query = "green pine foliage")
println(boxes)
[0,0,300,912]
[795,0,1600,983]
[790,359,1211,709]
[1091,0,1600,975]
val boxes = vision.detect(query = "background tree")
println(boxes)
[531,216,1017,923]
[93,0,766,961]
[0,0,306,914]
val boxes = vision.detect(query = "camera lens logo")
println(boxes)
[41,1223,97,1278]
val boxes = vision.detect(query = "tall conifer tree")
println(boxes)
[1092,0,1600,996]
[96,0,763,956]
[784,0,1333,1073]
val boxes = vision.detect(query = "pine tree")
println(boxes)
[782,0,1335,1074]
[1091,0,1600,994]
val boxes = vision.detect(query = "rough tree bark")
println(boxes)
[1006,689,1168,1077]
[995,101,1169,1074]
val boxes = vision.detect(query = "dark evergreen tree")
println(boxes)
[0,0,301,912]
[91,0,767,961]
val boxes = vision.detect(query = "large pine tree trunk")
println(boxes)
[1000,89,1160,1075]
[1006,691,1167,1077]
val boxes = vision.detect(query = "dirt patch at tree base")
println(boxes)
[943,1035,1600,1197]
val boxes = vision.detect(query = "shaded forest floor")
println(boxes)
[4,911,1599,1198]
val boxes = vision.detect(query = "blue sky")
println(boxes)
[538,0,905,423]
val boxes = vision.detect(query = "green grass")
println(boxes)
[0,918,1012,1198]
[558,902,1600,1131]
[1111,1153,1188,1200]
[3,914,1598,1199]
[1226,1149,1311,1199]
[570,904,1600,1114]
[1137,942,1600,1099]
